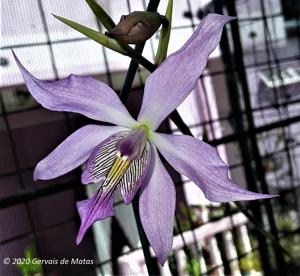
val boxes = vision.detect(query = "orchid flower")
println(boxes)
[14,14,274,265]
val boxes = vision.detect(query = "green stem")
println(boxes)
[123,44,157,72]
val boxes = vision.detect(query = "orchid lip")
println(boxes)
[116,125,150,160]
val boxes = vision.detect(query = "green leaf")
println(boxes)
[85,0,116,31]
[52,14,127,55]
[52,14,157,70]
[155,0,173,65]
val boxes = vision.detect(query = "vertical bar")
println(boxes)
[175,249,187,275]
[222,231,241,276]
[236,224,254,264]
[214,1,273,273]
[208,238,225,276]
[258,0,300,222]
[224,0,286,274]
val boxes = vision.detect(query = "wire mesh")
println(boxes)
[1,0,300,275]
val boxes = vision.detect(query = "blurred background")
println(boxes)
[1,0,300,275]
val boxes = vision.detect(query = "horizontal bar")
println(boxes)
[0,180,78,209]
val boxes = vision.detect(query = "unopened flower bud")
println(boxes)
[105,11,167,44]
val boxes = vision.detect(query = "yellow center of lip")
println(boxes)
[106,155,132,183]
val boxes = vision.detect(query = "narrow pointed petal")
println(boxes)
[81,131,129,185]
[76,180,117,244]
[138,14,234,130]
[152,133,276,202]
[13,52,136,128]
[34,125,126,180]
[139,145,175,264]
[120,142,152,204]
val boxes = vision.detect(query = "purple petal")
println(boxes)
[120,142,152,204]
[81,131,129,185]
[153,133,276,202]
[139,145,176,265]
[137,14,234,130]
[34,125,126,180]
[13,52,136,128]
[76,181,117,244]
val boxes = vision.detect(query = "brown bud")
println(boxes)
[105,11,167,44]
